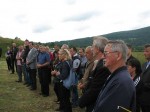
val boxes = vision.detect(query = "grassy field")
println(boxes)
[0,52,146,112]
[0,60,84,112]
[132,52,146,65]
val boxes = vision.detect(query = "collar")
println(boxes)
[73,53,78,57]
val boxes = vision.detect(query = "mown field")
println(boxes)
[0,60,84,112]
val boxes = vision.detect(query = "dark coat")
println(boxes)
[22,45,30,63]
[78,59,110,112]
[93,66,136,112]
[139,62,150,105]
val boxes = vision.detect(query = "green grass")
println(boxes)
[132,52,146,65]
[0,51,146,112]
[0,60,84,112]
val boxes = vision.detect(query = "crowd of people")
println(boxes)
[4,37,150,112]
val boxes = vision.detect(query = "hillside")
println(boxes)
[0,26,150,57]
[46,26,150,49]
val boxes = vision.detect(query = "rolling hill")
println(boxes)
[0,26,150,57]
[47,26,150,49]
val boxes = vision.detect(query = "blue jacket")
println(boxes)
[93,66,136,112]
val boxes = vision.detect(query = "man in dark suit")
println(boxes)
[139,44,150,112]
[93,40,136,112]
[11,43,18,74]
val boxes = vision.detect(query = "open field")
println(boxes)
[0,60,84,112]
[132,52,146,65]
[0,52,146,112]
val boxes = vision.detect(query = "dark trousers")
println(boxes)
[71,85,79,106]
[6,58,11,71]
[38,68,49,96]
[59,83,72,112]
[22,63,27,83]
[141,105,150,112]
[48,68,52,84]
[54,82,61,101]
[17,65,22,81]
[11,58,17,73]
[29,69,37,89]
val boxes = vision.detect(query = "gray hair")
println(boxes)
[61,44,69,50]
[93,36,108,53]
[86,46,93,51]
[107,40,128,61]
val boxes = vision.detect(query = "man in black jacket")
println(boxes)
[22,40,30,85]
[139,44,150,112]
[78,36,110,112]
[10,43,18,74]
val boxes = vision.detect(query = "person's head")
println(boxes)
[78,48,85,57]
[70,47,77,56]
[29,41,34,49]
[92,36,108,58]
[34,44,39,49]
[144,44,150,61]
[54,44,60,51]
[45,46,50,52]
[85,46,93,61]
[39,45,45,53]
[19,45,23,51]
[127,59,142,77]
[12,43,16,47]
[24,39,29,46]
[61,44,69,50]
[58,49,71,61]
[104,40,128,72]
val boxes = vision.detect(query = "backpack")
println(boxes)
[63,61,78,89]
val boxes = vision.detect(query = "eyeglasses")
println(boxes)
[104,51,117,57]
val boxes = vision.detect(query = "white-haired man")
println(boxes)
[93,40,136,112]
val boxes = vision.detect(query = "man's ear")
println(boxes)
[116,52,122,61]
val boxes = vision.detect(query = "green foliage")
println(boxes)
[0,37,23,58]
[46,26,150,49]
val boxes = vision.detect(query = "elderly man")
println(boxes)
[79,37,110,112]
[93,40,136,112]
[78,46,94,91]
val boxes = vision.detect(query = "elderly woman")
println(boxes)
[51,49,72,112]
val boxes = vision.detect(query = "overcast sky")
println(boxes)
[0,0,150,43]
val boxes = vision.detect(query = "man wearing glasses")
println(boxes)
[93,40,136,112]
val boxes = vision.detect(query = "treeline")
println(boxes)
[0,26,150,57]
[0,37,23,58]
[45,26,150,51]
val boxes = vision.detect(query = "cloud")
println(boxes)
[65,0,77,5]
[139,10,150,18]
[15,14,28,24]
[76,26,90,32]
[33,24,52,33]
[64,11,100,22]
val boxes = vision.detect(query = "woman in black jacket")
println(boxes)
[52,49,72,112]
